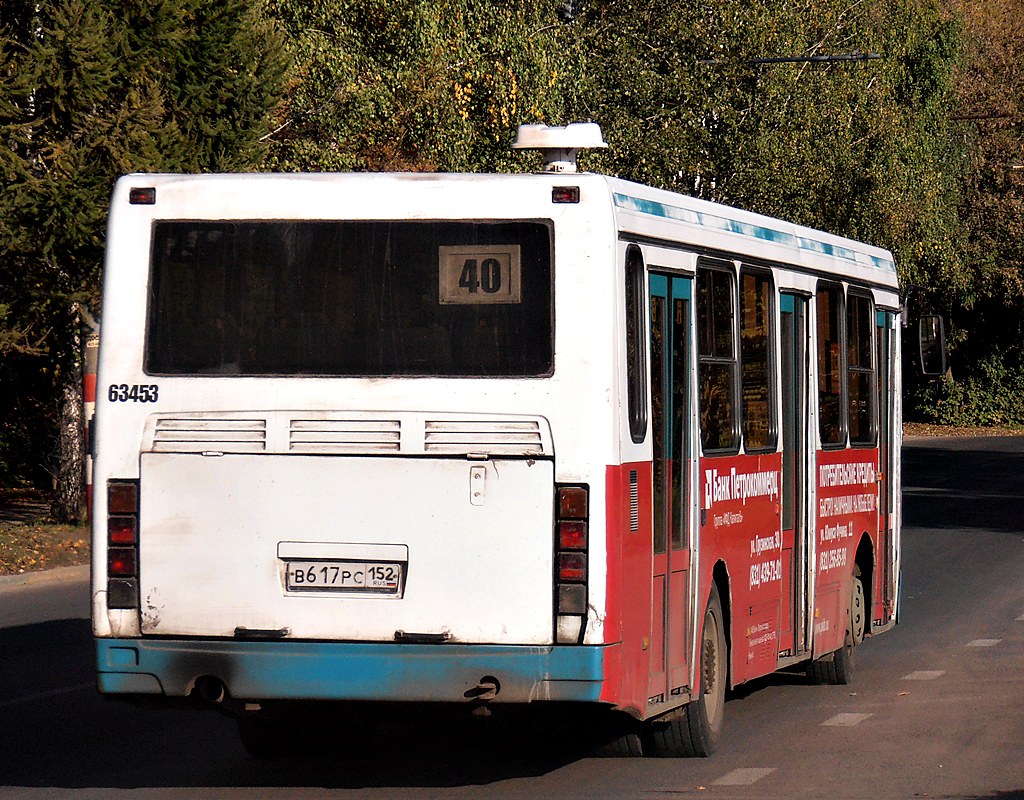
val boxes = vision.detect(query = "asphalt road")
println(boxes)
[0,436,1022,799]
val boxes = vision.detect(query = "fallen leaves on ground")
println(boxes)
[0,522,89,575]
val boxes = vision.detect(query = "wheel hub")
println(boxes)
[703,635,717,695]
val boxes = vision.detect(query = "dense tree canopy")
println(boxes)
[919,0,1024,425]
[568,1,972,296]
[263,0,574,172]
[0,0,287,503]
[1,0,1022,503]
[553,0,983,418]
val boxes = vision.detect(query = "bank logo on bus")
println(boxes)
[439,245,522,304]
[704,467,780,508]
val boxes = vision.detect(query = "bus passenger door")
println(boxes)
[649,274,693,705]
[779,293,809,657]
[877,311,897,620]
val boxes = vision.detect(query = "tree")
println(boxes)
[904,0,1024,424]
[0,0,288,519]
[263,0,577,173]
[560,0,969,284]
[555,0,1007,421]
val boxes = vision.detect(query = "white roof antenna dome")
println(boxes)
[512,122,608,174]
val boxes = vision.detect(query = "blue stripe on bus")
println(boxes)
[613,193,896,274]
[96,639,605,703]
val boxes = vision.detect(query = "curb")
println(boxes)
[0,564,90,590]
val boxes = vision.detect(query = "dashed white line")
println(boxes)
[902,670,945,681]
[713,768,777,786]
[822,712,872,727]
[966,639,1002,647]
[902,488,1024,500]
[0,682,94,709]
[1016,614,1024,621]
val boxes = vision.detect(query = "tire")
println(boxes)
[237,715,296,759]
[593,729,645,758]
[588,708,645,757]
[646,584,727,757]
[808,567,865,686]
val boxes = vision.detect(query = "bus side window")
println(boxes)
[740,269,777,452]
[816,283,845,446]
[625,247,648,443]
[697,262,739,452]
[847,292,876,445]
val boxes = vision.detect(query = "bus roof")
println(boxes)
[112,170,899,292]
[605,175,897,286]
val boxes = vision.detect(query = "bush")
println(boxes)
[913,352,1024,427]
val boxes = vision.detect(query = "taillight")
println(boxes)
[106,480,139,609]
[558,552,587,582]
[108,548,137,576]
[108,516,136,545]
[559,520,587,550]
[554,484,589,644]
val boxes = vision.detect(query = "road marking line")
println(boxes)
[822,712,872,727]
[902,487,1024,500]
[966,639,1002,647]
[902,670,945,681]
[713,768,776,786]
[0,682,94,709]
[1016,614,1024,621]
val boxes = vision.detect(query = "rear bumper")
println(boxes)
[96,638,605,704]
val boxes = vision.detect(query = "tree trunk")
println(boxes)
[51,317,85,524]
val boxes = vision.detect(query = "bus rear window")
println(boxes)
[145,220,553,377]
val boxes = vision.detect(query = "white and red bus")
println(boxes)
[92,123,901,757]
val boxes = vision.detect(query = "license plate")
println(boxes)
[286,560,403,594]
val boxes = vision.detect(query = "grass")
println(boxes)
[0,488,90,576]
[903,422,1024,437]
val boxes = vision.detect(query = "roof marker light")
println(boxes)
[552,186,580,204]
[129,187,156,205]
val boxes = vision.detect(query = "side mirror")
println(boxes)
[918,315,947,376]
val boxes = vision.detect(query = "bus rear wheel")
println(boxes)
[809,567,865,685]
[646,585,726,757]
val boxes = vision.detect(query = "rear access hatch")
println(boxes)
[136,412,556,645]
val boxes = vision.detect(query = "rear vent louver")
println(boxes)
[152,418,266,453]
[629,470,639,532]
[146,413,552,457]
[424,420,543,455]
[290,419,401,453]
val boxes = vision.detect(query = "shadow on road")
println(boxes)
[0,619,591,789]
[902,438,1024,535]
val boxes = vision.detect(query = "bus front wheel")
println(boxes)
[646,585,726,757]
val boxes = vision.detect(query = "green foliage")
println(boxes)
[564,0,971,299]
[1,0,1022,496]
[938,0,1024,422]
[0,0,288,485]
[263,0,575,172]
[562,0,1022,424]
[913,351,1024,428]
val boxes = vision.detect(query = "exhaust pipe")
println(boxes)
[193,675,227,705]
